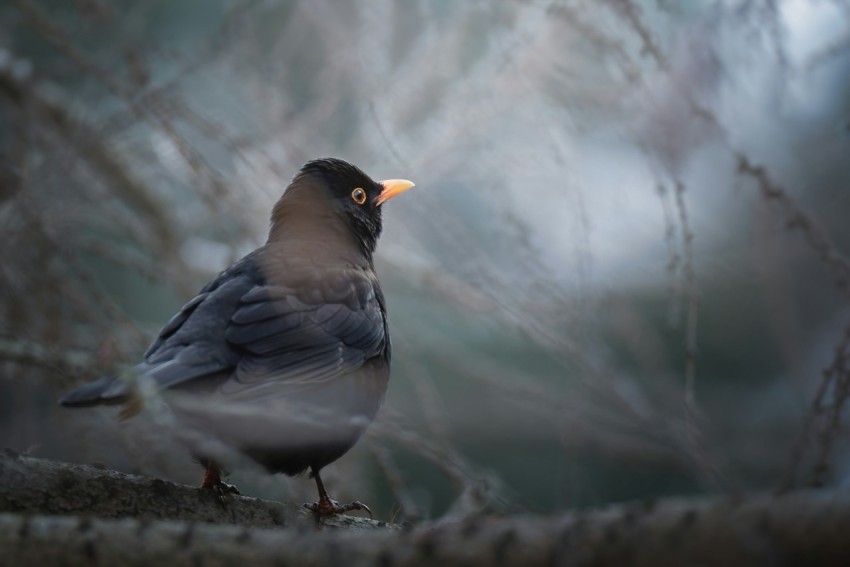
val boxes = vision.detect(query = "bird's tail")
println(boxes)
[59,375,131,407]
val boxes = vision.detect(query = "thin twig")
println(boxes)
[737,155,850,298]
[656,182,682,327]
[810,327,850,487]
[673,180,699,409]
[779,324,850,492]
[603,0,668,68]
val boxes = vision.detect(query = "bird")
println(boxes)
[60,158,415,517]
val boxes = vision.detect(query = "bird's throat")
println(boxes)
[268,209,374,269]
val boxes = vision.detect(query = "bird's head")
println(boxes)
[270,158,414,262]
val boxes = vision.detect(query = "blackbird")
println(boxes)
[61,158,414,516]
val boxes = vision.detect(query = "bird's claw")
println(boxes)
[303,498,373,518]
[201,479,241,505]
[217,481,241,495]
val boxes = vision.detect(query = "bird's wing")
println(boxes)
[143,291,209,360]
[60,268,248,407]
[219,270,388,401]
[139,271,254,390]
[138,261,387,402]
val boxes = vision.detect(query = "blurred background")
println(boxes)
[1,0,849,522]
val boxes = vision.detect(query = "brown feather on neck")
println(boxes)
[267,176,368,268]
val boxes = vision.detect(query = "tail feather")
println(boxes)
[59,376,130,407]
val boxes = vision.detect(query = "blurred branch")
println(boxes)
[2,463,849,566]
[10,0,244,216]
[12,195,149,348]
[386,253,685,446]
[368,101,410,170]
[810,325,850,487]
[614,0,849,493]
[0,338,91,374]
[737,155,850,298]
[673,180,698,409]
[671,180,731,492]
[549,2,641,83]
[655,182,682,326]
[118,0,262,109]
[369,417,510,518]
[780,324,850,492]
[0,45,188,351]
[0,47,177,253]
[603,0,667,68]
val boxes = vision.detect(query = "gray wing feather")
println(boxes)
[141,271,385,398]
[144,292,209,359]
[139,275,252,389]
[225,276,386,393]
[63,255,388,407]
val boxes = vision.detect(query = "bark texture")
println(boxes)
[2,450,850,565]
[0,449,385,530]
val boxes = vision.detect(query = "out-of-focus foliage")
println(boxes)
[1,0,849,521]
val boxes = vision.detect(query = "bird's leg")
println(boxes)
[200,461,240,502]
[303,468,372,518]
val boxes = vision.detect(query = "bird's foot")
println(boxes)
[303,498,373,518]
[201,464,240,505]
[201,479,241,506]
[205,480,241,496]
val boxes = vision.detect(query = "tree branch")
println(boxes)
[0,338,92,374]
[0,450,385,530]
[2,451,849,565]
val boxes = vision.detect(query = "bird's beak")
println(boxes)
[375,179,415,205]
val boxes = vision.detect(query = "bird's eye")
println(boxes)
[351,188,367,205]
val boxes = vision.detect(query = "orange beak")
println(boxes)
[375,179,415,205]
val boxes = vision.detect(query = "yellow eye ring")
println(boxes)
[351,187,366,205]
